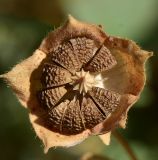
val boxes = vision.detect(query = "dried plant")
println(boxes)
[0,15,152,153]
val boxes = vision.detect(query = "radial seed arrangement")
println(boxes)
[1,15,152,152]
[38,35,120,135]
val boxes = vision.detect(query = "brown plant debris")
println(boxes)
[0,15,152,152]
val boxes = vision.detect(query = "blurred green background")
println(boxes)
[0,0,158,160]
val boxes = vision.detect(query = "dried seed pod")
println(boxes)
[0,15,152,152]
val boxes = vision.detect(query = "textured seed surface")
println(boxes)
[41,63,72,88]
[61,98,85,134]
[39,87,67,109]
[38,37,120,135]
[89,87,121,116]
[85,45,117,72]
[51,37,98,72]
[51,41,80,72]
[81,97,106,129]
[47,101,67,132]
[70,37,98,67]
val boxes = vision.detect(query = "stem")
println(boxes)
[113,130,138,160]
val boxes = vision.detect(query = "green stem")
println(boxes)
[113,131,138,160]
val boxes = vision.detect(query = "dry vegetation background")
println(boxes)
[0,0,158,160]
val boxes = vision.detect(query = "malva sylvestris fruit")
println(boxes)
[0,15,152,153]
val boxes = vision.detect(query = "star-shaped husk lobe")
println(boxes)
[91,37,153,141]
[100,36,153,129]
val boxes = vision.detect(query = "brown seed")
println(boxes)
[69,37,98,67]
[38,86,67,109]
[61,98,85,135]
[88,87,121,116]
[47,101,67,133]
[51,41,80,73]
[41,63,72,88]
[85,45,117,72]
[81,96,106,129]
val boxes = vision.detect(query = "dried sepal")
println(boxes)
[1,15,152,152]
[0,49,46,108]
[99,132,111,145]
[103,37,152,96]
[30,113,90,153]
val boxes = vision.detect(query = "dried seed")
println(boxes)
[81,96,106,129]
[85,45,117,72]
[47,101,67,133]
[69,37,98,67]
[38,86,67,109]
[61,98,85,135]
[89,87,121,116]
[41,63,72,88]
[51,41,80,73]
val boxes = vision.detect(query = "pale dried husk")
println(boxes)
[0,15,152,152]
